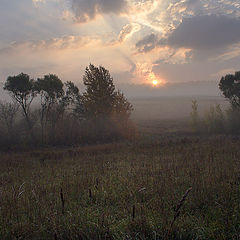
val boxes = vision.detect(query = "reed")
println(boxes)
[60,188,65,215]
[166,187,192,238]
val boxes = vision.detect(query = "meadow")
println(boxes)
[1,96,240,240]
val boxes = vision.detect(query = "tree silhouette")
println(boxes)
[219,71,240,108]
[64,81,83,117]
[82,64,116,118]
[81,64,133,140]
[82,64,133,118]
[113,90,133,118]
[0,101,19,139]
[34,74,64,143]
[4,73,36,138]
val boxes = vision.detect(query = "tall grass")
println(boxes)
[189,100,240,134]
[1,137,240,239]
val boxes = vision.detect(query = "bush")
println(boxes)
[226,107,240,134]
[190,101,226,134]
[203,104,225,134]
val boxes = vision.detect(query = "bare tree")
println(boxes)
[0,100,19,139]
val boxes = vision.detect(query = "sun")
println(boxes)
[146,72,166,87]
[152,80,158,86]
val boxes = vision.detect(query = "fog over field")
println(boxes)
[1,80,228,122]
[131,96,229,121]
[0,80,229,137]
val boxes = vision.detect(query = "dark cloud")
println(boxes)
[71,0,127,23]
[167,15,240,50]
[135,33,158,53]
[136,15,240,55]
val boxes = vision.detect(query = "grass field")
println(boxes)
[1,134,240,239]
[130,96,229,122]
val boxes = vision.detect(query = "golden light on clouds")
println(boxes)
[2,0,239,87]
[132,63,167,86]
[147,72,166,87]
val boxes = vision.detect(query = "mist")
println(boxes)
[1,1,240,238]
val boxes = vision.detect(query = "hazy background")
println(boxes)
[1,79,228,124]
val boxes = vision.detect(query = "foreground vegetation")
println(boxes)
[1,136,240,239]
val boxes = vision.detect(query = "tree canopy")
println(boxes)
[4,73,35,114]
[34,74,64,104]
[4,73,36,134]
[82,64,133,119]
[219,71,240,108]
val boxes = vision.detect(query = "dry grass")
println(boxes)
[0,136,240,239]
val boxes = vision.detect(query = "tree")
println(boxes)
[82,64,116,118]
[190,100,199,131]
[81,64,133,140]
[219,71,240,108]
[65,81,81,104]
[0,100,19,139]
[64,81,83,117]
[4,73,36,137]
[113,90,133,118]
[34,74,64,143]
[82,64,133,119]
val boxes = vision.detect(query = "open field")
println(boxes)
[0,96,238,239]
[130,96,229,122]
[131,96,229,136]
[1,135,240,239]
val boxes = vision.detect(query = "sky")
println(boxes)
[0,0,240,95]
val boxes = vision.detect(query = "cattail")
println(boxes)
[95,178,99,190]
[89,189,92,199]
[60,188,65,215]
[166,187,192,239]
[54,232,58,240]
[132,205,136,220]
[174,187,192,214]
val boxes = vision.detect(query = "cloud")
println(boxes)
[0,35,102,54]
[136,14,240,59]
[118,23,141,43]
[166,15,240,50]
[211,68,236,79]
[214,43,240,61]
[0,34,137,86]
[135,33,158,52]
[71,0,127,23]
[32,0,45,7]
[2,0,240,87]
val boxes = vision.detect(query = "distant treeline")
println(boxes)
[1,68,240,150]
[0,64,136,150]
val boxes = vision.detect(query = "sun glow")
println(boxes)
[152,80,158,86]
[148,72,165,87]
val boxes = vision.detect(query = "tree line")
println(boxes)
[1,67,240,149]
[0,64,135,149]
